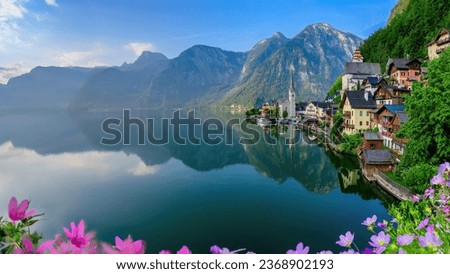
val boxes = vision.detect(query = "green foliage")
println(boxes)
[339,133,362,154]
[398,49,450,171]
[327,75,342,97]
[282,109,288,118]
[398,164,438,193]
[360,0,450,70]
[245,108,261,117]
[333,95,341,104]
[0,215,43,254]
[330,109,343,144]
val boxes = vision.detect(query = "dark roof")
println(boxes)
[427,28,450,46]
[344,90,377,109]
[396,111,409,124]
[313,101,332,109]
[344,62,381,75]
[386,58,410,70]
[364,132,383,141]
[363,149,394,165]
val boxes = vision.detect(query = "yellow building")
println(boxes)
[428,28,450,60]
[340,90,377,135]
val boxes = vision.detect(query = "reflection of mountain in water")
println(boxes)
[0,109,396,201]
[239,125,340,193]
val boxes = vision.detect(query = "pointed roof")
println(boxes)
[427,28,450,46]
[340,90,377,109]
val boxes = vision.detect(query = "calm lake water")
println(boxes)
[0,109,393,253]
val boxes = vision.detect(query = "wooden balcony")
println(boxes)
[345,124,355,129]
[437,36,450,46]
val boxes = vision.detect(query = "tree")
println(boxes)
[398,49,450,171]
[282,109,288,118]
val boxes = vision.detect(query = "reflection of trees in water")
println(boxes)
[68,109,396,202]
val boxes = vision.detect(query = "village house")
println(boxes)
[386,58,422,89]
[362,132,384,150]
[363,76,387,96]
[372,85,411,108]
[372,104,408,154]
[427,28,450,60]
[360,149,396,177]
[342,50,382,91]
[340,90,377,135]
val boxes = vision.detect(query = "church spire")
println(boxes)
[288,64,296,118]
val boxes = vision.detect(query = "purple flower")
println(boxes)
[397,234,414,246]
[210,245,245,254]
[159,250,171,254]
[362,247,374,254]
[377,222,387,230]
[423,188,435,199]
[369,231,390,254]
[362,215,377,226]
[339,249,359,254]
[438,162,450,175]
[8,197,36,222]
[336,231,354,247]
[398,248,407,254]
[430,174,445,185]
[416,218,429,230]
[411,195,420,203]
[418,232,443,247]
[317,250,333,254]
[286,242,310,254]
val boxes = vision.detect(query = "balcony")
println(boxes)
[345,124,355,129]
[393,137,409,144]
[436,36,450,46]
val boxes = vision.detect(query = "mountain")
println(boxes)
[70,51,169,110]
[220,23,362,107]
[141,45,247,107]
[387,0,410,25]
[360,0,450,69]
[0,66,96,110]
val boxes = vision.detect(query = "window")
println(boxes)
[360,121,363,126]
[370,144,375,149]
[401,72,405,76]
[366,111,369,116]
[415,72,420,76]
[366,121,369,126]
[360,111,363,116]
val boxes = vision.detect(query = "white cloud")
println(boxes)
[0,62,30,84]
[0,0,26,20]
[44,0,57,7]
[55,47,109,67]
[125,42,155,56]
[0,0,27,47]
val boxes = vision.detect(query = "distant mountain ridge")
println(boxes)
[221,23,362,106]
[1,23,362,110]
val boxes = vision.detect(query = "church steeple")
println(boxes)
[352,49,364,62]
[288,65,296,118]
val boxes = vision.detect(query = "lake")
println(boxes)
[0,109,393,253]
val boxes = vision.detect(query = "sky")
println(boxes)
[0,0,397,84]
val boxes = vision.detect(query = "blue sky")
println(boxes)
[0,0,396,83]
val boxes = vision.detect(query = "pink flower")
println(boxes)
[63,220,93,248]
[12,236,53,254]
[102,235,145,254]
[8,197,36,222]
[177,245,191,254]
[159,250,172,254]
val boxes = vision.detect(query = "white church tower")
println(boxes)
[288,65,296,118]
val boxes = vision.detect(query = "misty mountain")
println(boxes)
[0,66,97,110]
[141,45,247,107]
[70,51,169,110]
[221,23,363,106]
